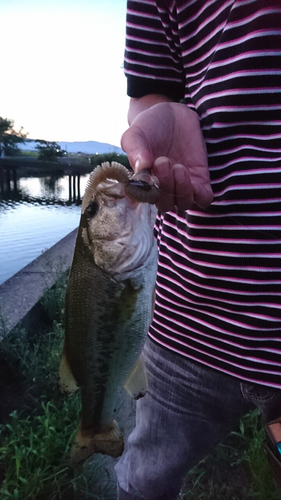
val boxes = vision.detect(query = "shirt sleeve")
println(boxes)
[124,0,185,100]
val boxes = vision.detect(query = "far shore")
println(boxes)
[0,155,94,177]
[0,152,130,178]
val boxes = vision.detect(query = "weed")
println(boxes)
[0,322,64,394]
[41,261,68,325]
[0,397,80,499]
[0,275,76,499]
[180,410,281,500]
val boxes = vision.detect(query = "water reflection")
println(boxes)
[0,166,18,195]
[39,176,64,197]
[0,172,89,285]
[1,172,86,205]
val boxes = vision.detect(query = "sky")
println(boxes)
[0,0,129,147]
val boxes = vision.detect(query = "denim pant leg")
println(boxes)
[115,338,253,500]
[241,382,281,425]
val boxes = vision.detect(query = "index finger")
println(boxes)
[153,157,175,212]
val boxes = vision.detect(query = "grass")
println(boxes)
[0,275,83,500]
[20,151,39,158]
[0,275,280,499]
[0,398,80,500]
[180,410,281,499]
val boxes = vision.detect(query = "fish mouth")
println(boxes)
[91,231,132,242]
[96,169,160,205]
[82,162,160,214]
[97,180,127,200]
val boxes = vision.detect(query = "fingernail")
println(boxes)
[173,164,185,183]
[154,157,169,177]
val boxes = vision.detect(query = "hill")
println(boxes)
[20,139,123,155]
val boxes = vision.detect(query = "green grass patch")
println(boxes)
[0,397,80,500]
[0,276,81,499]
[180,410,281,499]
[20,151,39,158]
[0,338,71,498]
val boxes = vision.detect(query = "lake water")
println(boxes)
[0,173,89,285]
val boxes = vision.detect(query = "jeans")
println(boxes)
[115,337,281,500]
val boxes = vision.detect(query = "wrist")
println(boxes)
[128,94,173,124]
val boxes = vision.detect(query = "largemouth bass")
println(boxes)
[59,162,158,464]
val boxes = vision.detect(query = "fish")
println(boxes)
[59,161,158,465]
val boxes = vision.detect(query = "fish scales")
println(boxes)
[59,162,158,464]
[65,225,153,431]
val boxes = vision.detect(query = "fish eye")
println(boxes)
[85,201,99,218]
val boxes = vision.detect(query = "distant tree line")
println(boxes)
[0,117,132,170]
[35,140,67,161]
[0,117,27,157]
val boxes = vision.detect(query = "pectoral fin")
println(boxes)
[124,357,148,399]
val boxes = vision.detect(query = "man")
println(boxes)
[115,1,281,499]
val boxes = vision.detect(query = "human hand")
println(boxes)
[121,102,213,212]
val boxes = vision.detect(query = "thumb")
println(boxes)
[121,126,153,173]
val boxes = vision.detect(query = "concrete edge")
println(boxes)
[0,228,78,335]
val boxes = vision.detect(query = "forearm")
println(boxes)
[128,94,173,125]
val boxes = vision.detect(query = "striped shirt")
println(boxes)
[125,0,281,388]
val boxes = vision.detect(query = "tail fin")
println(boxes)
[70,420,124,465]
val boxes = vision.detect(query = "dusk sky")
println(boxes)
[0,0,129,147]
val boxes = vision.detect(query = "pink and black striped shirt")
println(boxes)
[125,0,281,388]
